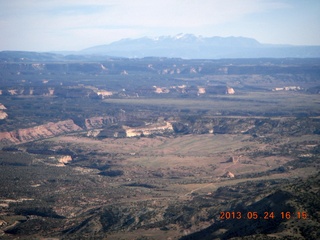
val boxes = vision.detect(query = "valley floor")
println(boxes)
[0,131,319,239]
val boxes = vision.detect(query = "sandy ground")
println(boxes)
[48,133,299,181]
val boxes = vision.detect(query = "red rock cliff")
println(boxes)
[0,120,82,145]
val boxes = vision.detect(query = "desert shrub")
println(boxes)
[99,170,123,177]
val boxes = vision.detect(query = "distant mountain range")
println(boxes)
[1,34,320,60]
[81,34,320,59]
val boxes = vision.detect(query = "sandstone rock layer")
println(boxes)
[0,120,82,145]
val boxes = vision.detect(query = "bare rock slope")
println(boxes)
[0,120,82,145]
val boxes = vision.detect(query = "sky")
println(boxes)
[0,0,320,51]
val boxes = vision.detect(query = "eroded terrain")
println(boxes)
[0,54,319,239]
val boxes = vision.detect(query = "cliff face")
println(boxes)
[0,103,6,110]
[0,120,82,145]
[85,116,118,129]
[0,103,8,120]
[124,121,173,137]
[1,115,318,146]
[0,114,121,145]
[0,111,8,120]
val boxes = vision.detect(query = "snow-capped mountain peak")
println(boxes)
[174,33,185,40]
[81,34,320,58]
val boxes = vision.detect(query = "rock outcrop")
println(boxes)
[224,171,235,178]
[0,103,6,110]
[96,90,113,98]
[272,86,301,91]
[0,111,8,120]
[227,156,239,163]
[226,87,235,95]
[153,86,169,94]
[85,116,117,129]
[58,155,72,164]
[124,121,173,137]
[198,87,206,95]
[0,103,8,120]
[87,129,102,137]
[0,120,82,145]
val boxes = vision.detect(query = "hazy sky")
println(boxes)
[1,0,319,51]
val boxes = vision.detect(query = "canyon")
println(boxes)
[0,54,319,240]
